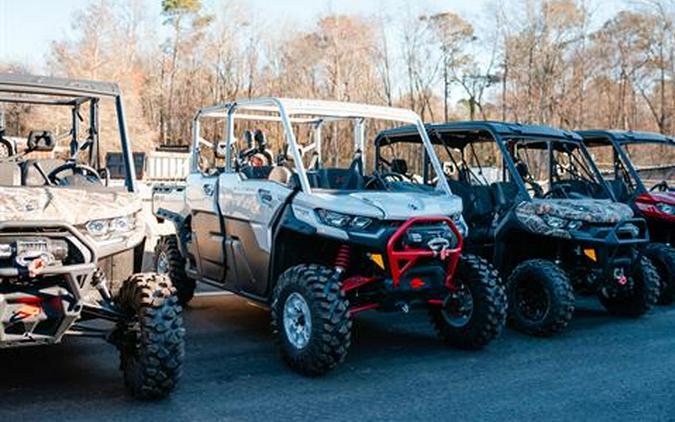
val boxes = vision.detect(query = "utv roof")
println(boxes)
[577,130,675,146]
[197,97,422,124]
[0,73,121,106]
[375,121,582,148]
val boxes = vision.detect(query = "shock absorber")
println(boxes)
[92,268,112,301]
[334,244,352,278]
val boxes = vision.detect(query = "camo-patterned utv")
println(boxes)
[0,74,184,399]
[375,122,660,337]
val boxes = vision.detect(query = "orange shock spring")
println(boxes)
[334,244,352,272]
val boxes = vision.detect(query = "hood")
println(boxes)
[0,186,142,226]
[516,198,634,224]
[637,192,675,206]
[306,191,463,220]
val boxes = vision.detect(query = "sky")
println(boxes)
[0,0,628,71]
[0,0,488,65]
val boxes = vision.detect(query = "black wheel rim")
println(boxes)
[441,285,474,328]
[515,278,550,323]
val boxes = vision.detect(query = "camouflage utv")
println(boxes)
[0,74,184,399]
[375,122,660,337]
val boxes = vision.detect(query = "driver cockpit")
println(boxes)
[0,96,108,188]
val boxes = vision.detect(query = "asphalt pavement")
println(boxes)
[0,293,673,421]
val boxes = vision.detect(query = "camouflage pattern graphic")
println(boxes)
[0,187,142,225]
[515,198,634,239]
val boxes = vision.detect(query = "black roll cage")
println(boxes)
[375,122,615,202]
[578,130,675,195]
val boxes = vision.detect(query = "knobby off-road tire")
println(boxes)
[507,259,575,337]
[116,273,185,399]
[154,235,195,306]
[271,264,352,376]
[429,254,507,349]
[644,243,675,305]
[598,256,660,317]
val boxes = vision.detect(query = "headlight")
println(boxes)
[452,213,468,237]
[86,219,110,237]
[316,209,375,231]
[656,203,675,215]
[541,215,567,229]
[85,214,137,239]
[567,220,583,231]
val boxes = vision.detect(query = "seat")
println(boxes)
[22,159,66,186]
[268,166,292,185]
[390,158,408,175]
[0,162,21,186]
[240,165,273,180]
[448,180,497,243]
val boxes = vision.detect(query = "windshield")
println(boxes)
[506,138,611,200]
[194,99,450,195]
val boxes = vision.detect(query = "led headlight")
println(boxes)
[656,203,675,215]
[86,219,110,237]
[316,209,375,231]
[541,215,567,229]
[111,215,135,232]
[567,220,583,231]
[452,213,468,237]
[85,214,137,239]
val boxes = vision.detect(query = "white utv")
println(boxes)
[153,98,506,375]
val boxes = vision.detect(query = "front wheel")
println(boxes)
[507,259,575,337]
[115,273,185,399]
[270,264,352,376]
[598,256,660,317]
[644,243,675,305]
[429,254,507,349]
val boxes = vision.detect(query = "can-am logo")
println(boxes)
[407,203,419,210]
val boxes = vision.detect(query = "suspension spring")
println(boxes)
[334,244,352,272]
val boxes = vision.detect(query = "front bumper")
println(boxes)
[0,221,97,347]
[342,217,464,313]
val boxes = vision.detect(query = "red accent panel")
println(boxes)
[635,193,675,222]
[341,275,380,292]
[349,303,379,315]
[386,217,463,289]
[410,278,426,289]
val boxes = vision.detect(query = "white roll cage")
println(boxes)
[191,97,452,195]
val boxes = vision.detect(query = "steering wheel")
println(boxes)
[544,183,572,199]
[651,181,671,192]
[365,171,408,190]
[48,162,103,185]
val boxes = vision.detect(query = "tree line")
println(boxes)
[4,0,675,159]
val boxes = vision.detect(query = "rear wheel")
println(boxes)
[507,259,575,337]
[154,235,195,306]
[598,256,660,317]
[115,273,185,399]
[271,264,352,376]
[429,254,507,349]
[644,243,675,305]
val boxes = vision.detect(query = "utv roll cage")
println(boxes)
[578,130,675,195]
[192,97,452,195]
[0,73,137,192]
[375,121,614,201]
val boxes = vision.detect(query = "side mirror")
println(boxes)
[27,131,56,152]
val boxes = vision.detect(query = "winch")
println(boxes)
[0,238,69,272]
